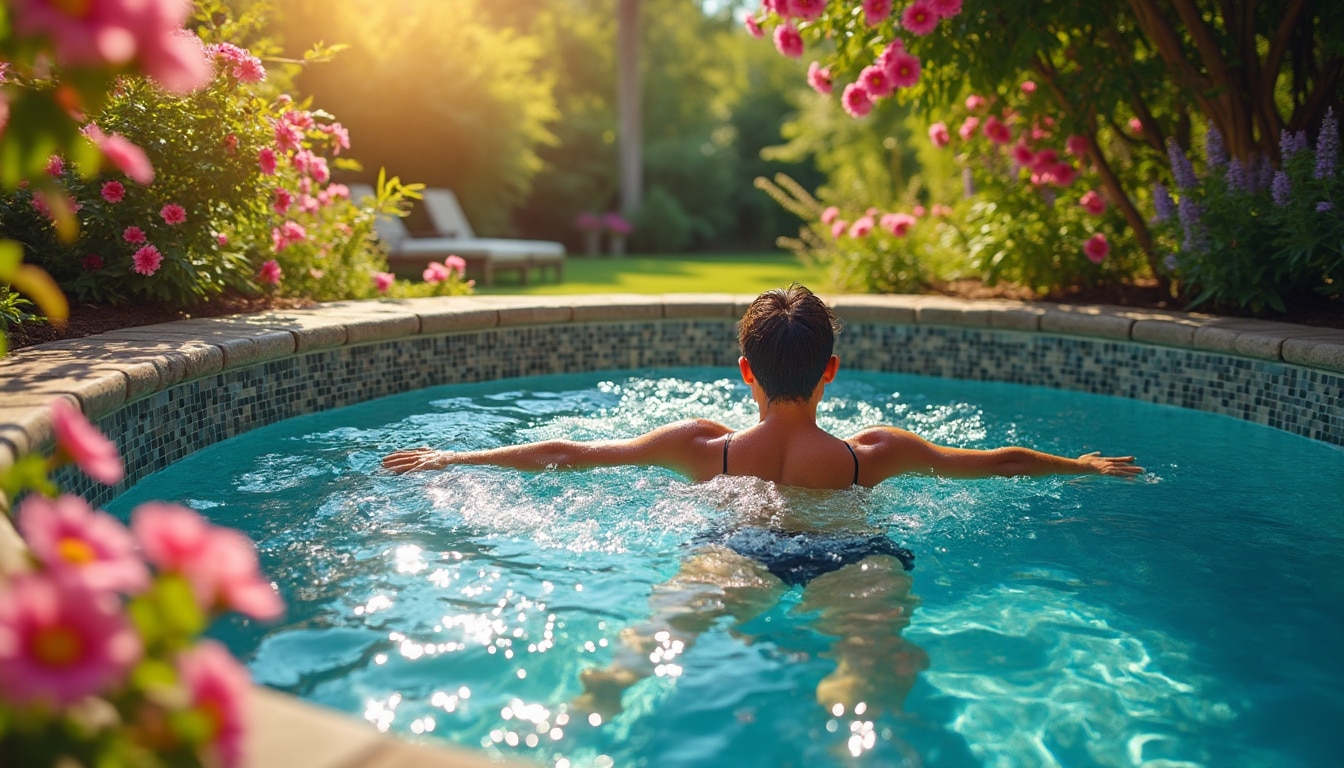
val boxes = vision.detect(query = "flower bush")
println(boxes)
[0,399,283,768]
[1156,115,1343,313]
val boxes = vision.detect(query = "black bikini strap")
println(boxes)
[722,432,734,475]
[843,441,859,486]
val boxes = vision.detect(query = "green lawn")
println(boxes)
[472,252,829,295]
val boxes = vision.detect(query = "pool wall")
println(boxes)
[2,293,1342,766]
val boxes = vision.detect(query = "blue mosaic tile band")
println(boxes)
[57,320,1342,508]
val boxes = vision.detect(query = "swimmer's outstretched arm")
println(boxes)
[853,427,1143,481]
[382,419,730,479]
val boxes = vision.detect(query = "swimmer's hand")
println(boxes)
[1077,452,1143,477]
[382,448,452,474]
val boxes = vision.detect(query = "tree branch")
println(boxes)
[1126,0,1229,135]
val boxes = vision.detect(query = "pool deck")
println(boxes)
[2,292,1342,767]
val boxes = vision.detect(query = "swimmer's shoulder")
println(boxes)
[847,426,928,482]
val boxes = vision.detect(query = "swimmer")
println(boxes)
[383,284,1142,716]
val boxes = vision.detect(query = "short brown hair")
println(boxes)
[737,284,842,402]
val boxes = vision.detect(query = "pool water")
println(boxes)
[108,368,1344,767]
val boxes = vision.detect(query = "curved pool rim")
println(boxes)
[2,293,1342,767]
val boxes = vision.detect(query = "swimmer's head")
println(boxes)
[738,284,842,403]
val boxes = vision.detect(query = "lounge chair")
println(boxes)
[349,184,563,286]
[421,188,565,285]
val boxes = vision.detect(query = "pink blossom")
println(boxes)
[160,203,186,225]
[372,271,395,293]
[215,233,228,246]
[131,503,284,621]
[901,0,939,35]
[270,221,307,253]
[931,203,954,217]
[299,194,320,214]
[423,261,452,283]
[46,155,64,176]
[0,573,140,707]
[1021,80,1037,94]
[848,216,875,238]
[862,0,893,26]
[930,0,962,17]
[983,116,1012,145]
[881,212,917,236]
[820,206,840,225]
[445,255,467,276]
[883,50,921,88]
[928,122,951,148]
[309,156,330,184]
[258,147,277,175]
[1065,134,1090,158]
[30,193,52,221]
[1031,148,1059,172]
[1084,233,1110,263]
[1128,117,1143,133]
[322,122,350,155]
[123,225,146,244]
[273,187,293,214]
[912,204,927,217]
[830,220,849,238]
[325,183,350,200]
[92,130,155,185]
[101,180,126,203]
[858,65,894,99]
[603,212,633,235]
[257,259,282,285]
[773,24,804,58]
[83,254,104,271]
[745,15,764,38]
[273,119,303,152]
[841,83,873,118]
[1050,161,1079,187]
[18,494,147,594]
[178,641,250,768]
[1079,190,1107,215]
[1012,143,1035,167]
[132,245,162,276]
[789,0,827,21]
[964,94,986,112]
[807,61,833,95]
[49,398,124,485]
[958,116,981,141]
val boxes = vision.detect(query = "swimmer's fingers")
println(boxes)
[382,448,449,474]
[1077,452,1144,476]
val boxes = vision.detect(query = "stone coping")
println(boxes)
[2,292,1342,767]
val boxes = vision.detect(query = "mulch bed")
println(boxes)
[5,281,1342,353]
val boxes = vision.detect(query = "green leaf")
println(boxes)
[156,574,207,638]
[0,240,21,279]
[129,658,179,694]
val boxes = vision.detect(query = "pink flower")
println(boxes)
[930,0,963,17]
[830,220,849,238]
[603,212,633,235]
[1079,189,1107,215]
[820,206,840,225]
[1065,134,1090,158]
[270,221,307,253]
[83,254,104,271]
[123,226,146,244]
[881,212,917,236]
[49,398,124,485]
[862,0,893,26]
[806,61,833,95]
[1031,147,1059,172]
[18,494,148,594]
[575,212,602,231]
[131,503,284,621]
[257,259,282,285]
[101,180,126,203]
[883,50,921,88]
[858,65,894,99]
[1084,233,1110,263]
[423,261,451,284]
[258,147,277,175]
[1021,80,1037,94]
[273,119,303,152]
[215,232,228,246]
[93,130,155,185]
[848,216,875,238]
[931,203,954,217]
[912,204,927,217]
[325,183,350,200]
[372,271,395,293]
[928,122,951,147]
[789,0,827,21]
[983,116,1012,145]
[965,94,986,112]
[901,0,939,35]
[160,202,186,225]
[0,573,141,707]
[958,116,980,141]
[744,15,764,38]
[841,83,873,118]
[178,641,250,768]
[133,245,162,276]
[1128,117,1143,133]
[273,187,293,215]
[322,122,350,155]
[283,110,315,131]
[773,24,804,58]
[1050,161,1079,187]
[445,255,467,277]
[46,155,64,176]
[1012,143,1035,167]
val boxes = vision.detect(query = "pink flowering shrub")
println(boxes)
[0,399,283,767]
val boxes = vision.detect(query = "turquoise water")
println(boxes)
[108,368,1344,767]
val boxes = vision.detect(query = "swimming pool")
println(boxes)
[107,367,1344,768]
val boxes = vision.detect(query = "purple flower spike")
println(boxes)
[1205,127,1227,170]
[1271,171,1291,207]
[1317,201,1335,213]
[1315,108,1337,180]
[1178,196,1208,254]
[1280,128,1297,160]
[1153,182,1176,222]
[1167,138,1198,190]
[1225,158,1246,192]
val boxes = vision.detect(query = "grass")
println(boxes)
[471,252,830,295]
